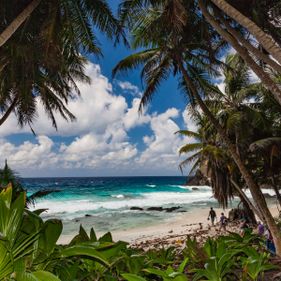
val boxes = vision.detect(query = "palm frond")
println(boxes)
[249,137,281,151]
[179,143,203,155]
[175,129,201,139]
[112,49,159,77]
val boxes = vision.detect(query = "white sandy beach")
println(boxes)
[58,205,280,245]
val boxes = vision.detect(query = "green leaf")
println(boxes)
[122,273,147,281]
[99,232,113,243]
[90,227,97,242]
[33,271,61,281]
[143,268,167,278]
[178,258,189,273]
[61,245,110,267]
[39,219,62,255]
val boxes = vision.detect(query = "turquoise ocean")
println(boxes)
[24,177,216,235]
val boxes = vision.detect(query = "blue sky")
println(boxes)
[0,1,198,177]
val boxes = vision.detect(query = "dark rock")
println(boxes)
[75,219,79,222]
[147,207,163,211]
[85,214,92,217]
[186,170,210,186]
[165,206,181,212]
[130,207,144,211]
[146,206,182,212]
[192,187,199,191]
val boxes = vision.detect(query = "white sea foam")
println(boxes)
[174,185,212,191]
[111,194,125,199]
[30,187,276,220]
[31,190,214,217]
[146,184,156,187]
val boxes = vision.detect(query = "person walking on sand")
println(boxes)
[219,212,227,232]
[208,207,217,226]
[257,221,265,236]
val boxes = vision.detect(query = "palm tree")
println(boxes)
[197,0,281,108]
[0,0,40,47]
[0,0,122,129]
[116,0,281,254]
[177,115,258,223]
[0,0,120,48]
[0,160,57,206]
[208,0,281,65]
[208,54,281,206]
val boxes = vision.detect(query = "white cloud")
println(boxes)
[0,63,128,137]
[136,108,185,169]
[0,61,195,176]
[116,80,142,97]
[0,136,56,169]
[123,98,150,130]
[182,106,198,133]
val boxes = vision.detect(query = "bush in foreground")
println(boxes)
[0,185,279,281]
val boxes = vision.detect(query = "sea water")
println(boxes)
[24,177,216,235]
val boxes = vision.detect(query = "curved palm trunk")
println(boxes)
[218,15,281,74]
[0,98,18,126]
[271,176,281,207]
[231,178,263,223]
[240,195,257,225]
[198,0,281,111]
[177,59,281,255]
[209,0,281,65]
[0,0,41,47]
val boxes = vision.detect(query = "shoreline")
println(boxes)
[58,205,280,245]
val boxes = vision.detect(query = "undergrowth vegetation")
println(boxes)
[0,185,279,281]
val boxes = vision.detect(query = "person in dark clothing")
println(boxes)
[208,207,217,226]
[219,212,227,232]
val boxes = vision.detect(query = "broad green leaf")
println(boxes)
[99,232,113,242]
[39,219,62,255]
[143,268,167,278]
[61,245,109,266]
[33,271,61,281]
[122,273,147,281]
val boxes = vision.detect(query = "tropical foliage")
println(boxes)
[115,0,281,254]
[0,0,122,130]
[0,184,279,280]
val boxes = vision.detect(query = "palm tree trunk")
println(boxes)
[209,0,281,65]
[231,178,263,223]
[198,0,281,110]
[0,0,41,47]
[240,195,257,225]
[218,15,281,74]
[177,59,281,255]
[271,176,281,207]
[0,98,18,126]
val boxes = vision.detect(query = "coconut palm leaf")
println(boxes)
[249,137,281,151]
[175,130,201,139]
[179,143,203,155]
[112,49,159,77]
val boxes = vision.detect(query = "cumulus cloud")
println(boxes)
[116,80,142,97]
[0,61,193,176]
[0,136,56,168]
[136,108,186,170]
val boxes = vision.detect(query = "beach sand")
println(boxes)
[58,205,280,245]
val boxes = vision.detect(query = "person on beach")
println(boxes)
[257,221,265,236]
[208,207,217,226]
[265,228,276,255]
[239,219,249,236]
[219,212,227,232]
